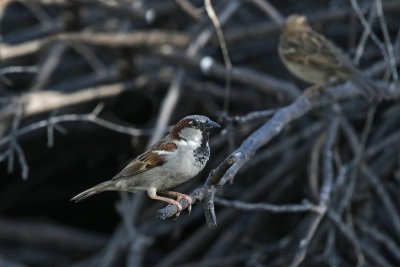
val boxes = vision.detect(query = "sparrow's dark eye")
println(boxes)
[192,119,199,126]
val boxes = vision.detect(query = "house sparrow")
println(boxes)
[71,115,220,216]
[279,14,384,99]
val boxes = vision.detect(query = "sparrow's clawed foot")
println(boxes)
[159,190,193,215]
[173,202,183,218]
[177,195,192,215]
[148,189,183,217]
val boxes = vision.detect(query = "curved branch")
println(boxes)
[156,81,399,225]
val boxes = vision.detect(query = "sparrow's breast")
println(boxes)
[176,140,209,178]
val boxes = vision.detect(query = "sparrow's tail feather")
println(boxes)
[71,181,114,202]
[349,75,385,100]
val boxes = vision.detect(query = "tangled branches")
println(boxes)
[0,0,400,266]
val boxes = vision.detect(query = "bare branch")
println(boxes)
[175,0,203,21]
[356,219,400,262]
[246,0,284,25]
[354,6,376,65]
[375,0,399,82]
[0,111,155,149]
[53,30,190,48]
[215,198,322,213]
[222,109,275,125]
[20,81,130,118]
[361,166,400,237]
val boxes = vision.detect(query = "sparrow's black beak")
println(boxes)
[205,119,220,130]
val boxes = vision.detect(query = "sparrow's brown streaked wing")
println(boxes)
[311,33,357,76]
[114,140,178,178]
[281,29,354,74]
[311,42,355,76]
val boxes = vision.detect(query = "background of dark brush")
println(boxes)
[0,0,400,266]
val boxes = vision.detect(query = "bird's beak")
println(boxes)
[205,119,220,129]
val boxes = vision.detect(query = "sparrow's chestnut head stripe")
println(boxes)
[171,115,220,141]
[71,115,219,217]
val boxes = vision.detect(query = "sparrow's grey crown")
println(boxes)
[181,115,220,130]
[182,115,209,124]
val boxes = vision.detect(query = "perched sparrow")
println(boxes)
[279,14,383,99]
[71,115,220,215]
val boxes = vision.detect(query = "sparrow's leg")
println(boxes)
[304,84,325,96]
[158,190,193,214]
[148,188,183,217]
[305,84,339,103]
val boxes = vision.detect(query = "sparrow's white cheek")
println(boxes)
[191,130,203,145]
[188,140,200,147]
[179,128,203,146]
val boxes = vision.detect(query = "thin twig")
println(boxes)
[356,218,400,262]
[31,43,67,92]
[205,0,232,115]
[354,6,376,65]
[0,110,155,148]
[327,210,365,266]
[223,109,275,125]
[366,130,400,157]
[337,106,376,214]
[53,30,190,48]
[361,166,400,237]
[175,0,203,21]
[20,81,131,118]
[6,102,29,179]
[246,0,284,25]
[350,0,392,84]
[375,0,399,82]
[0,65,38,75]
[215,198,322,213]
